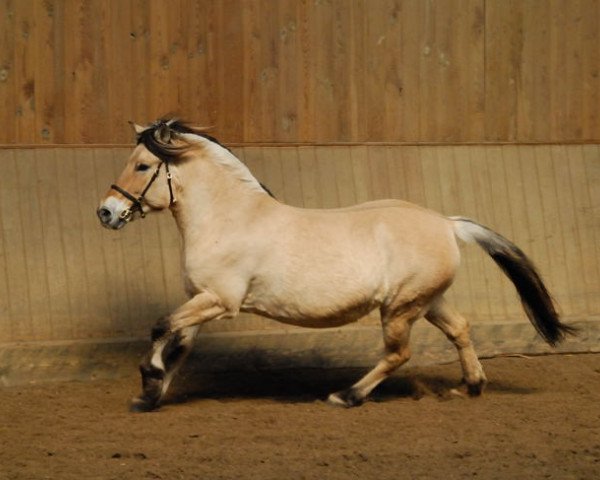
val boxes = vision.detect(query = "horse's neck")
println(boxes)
[170,153,268,246]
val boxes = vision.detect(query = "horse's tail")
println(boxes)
[451,217,577,346]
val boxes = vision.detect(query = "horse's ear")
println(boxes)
[155,122,172,144]
[128,121,146,136]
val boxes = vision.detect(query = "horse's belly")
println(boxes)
[241,275,384,328]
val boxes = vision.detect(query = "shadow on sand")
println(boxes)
[163,351,537,407]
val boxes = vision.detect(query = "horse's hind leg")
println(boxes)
[327,307,419,407]
[425,297,487,396]
[130,320,199,412]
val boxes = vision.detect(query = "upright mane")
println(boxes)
[136,118,273,196]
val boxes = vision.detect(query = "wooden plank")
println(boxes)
[279,147,304,208]
[311,0,335,142]
[314,147,340,208]
[398,0,423,141]
[400,146,426,206]
[348,0,367,141]
[363,0,387,141]
[255,0,279,141]
[33,0,58,143]
[105,0,133,140]
[332,147,356,207]
[297,0,315,142]
[0,150,33,340]
[13,0,36,143]
[55,149,91,338]
[580,0,600,140]
[350,146,373,205]
[551,145,589,316]
[461,0,485,140]
[35,149,73,339]
[297,146,321,208]
[330,0,354,141]
[566,146,600,314]
[216,0,244,141]
[0,151,11,340]
[15,149,52,340]
[0,0,16,143]
[241,0,261,141]
[277,0,301,142]
[518,0,551,141]
[368,146,391,200]
[582,145,600,313]
[484,0,521,141]
[385,146,407,200]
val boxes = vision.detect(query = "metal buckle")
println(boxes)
[119,208,133,222]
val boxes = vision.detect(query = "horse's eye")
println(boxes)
[136,163,150,172]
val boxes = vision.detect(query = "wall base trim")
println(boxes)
[1,318,598,387]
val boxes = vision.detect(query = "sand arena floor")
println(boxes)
[1,353,599,480]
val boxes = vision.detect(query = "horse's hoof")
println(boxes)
[129,396,160,413]
[327,389,364,408]
[465,378,487,397]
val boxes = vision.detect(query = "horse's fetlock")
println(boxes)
[139,362,165,381]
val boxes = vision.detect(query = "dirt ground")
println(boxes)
[1,353,599,480]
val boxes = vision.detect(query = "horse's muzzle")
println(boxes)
[97,205,128,230]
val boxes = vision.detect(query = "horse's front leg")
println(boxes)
[131,291,233,412]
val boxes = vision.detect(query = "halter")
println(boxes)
[110,161,176,222]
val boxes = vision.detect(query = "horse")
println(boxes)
[97,119,575,412]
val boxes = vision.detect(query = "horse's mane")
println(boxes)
[135,118,225,161]
[136,118,274,197]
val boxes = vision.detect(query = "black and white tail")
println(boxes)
[452,217,577,346]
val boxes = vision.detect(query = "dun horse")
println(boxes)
[97,119,575,412]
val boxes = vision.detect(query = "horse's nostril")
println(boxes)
[97,207,112,223]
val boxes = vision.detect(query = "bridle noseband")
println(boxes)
[110,160,176,222]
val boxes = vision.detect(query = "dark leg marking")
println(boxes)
[131,331,191,413]
[130,361,164,413]
[150,317,170,342]
[162,331,186,371]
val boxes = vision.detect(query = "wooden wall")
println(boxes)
[1,0,599,145]
[0,144,598,344]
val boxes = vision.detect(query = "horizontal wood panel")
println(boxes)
[0,0,599,145]
[0,144,597,343]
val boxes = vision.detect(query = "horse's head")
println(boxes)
[97,119,190,229]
